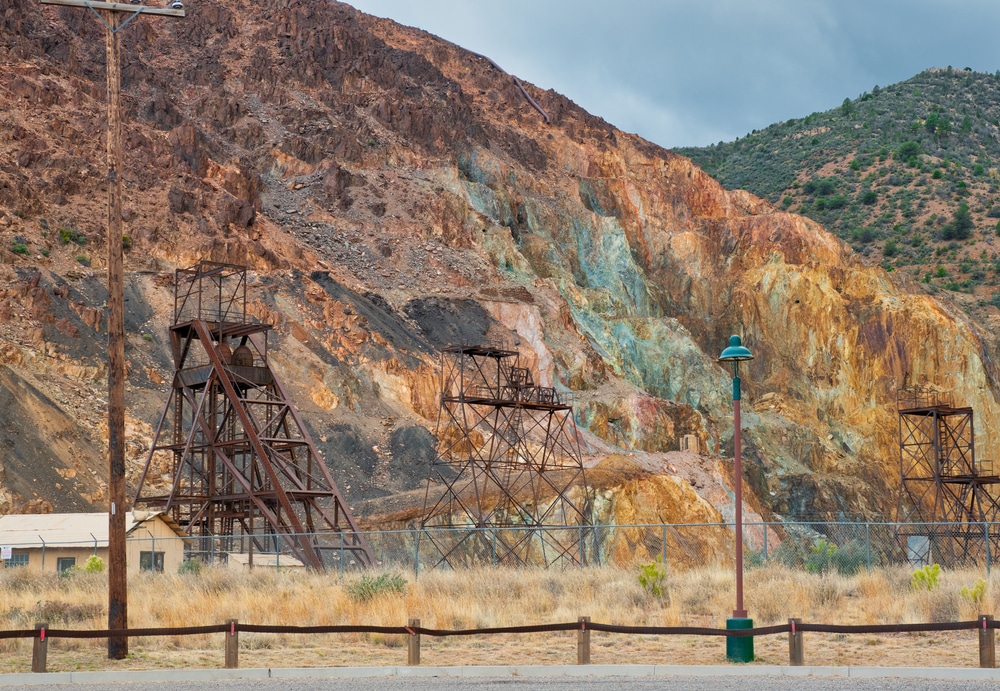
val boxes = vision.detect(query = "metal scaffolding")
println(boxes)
[133,261,373,569]
[421,342,591,568]
[896,386,1000,566]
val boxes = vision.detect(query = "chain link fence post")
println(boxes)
[985,522,991,577]
[413,529,421,581]
[661,524,667,564]
[866,521,871,571]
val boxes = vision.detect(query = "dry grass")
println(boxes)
[0,563,997,672]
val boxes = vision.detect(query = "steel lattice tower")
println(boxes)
[896,386,1000,566]
[421,343,591,568]
[133,262,373,569]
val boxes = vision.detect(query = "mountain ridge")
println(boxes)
[677,68,1000,321]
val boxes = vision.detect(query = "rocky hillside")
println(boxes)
[1,0,999,525]
[678,69,1000,320]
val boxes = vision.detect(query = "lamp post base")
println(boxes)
[726,617,754,663]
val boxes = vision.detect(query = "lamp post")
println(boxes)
[718,334,754,662]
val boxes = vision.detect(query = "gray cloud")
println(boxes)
[346,1,1000,148]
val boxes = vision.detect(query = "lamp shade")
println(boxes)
[718,334,753,362]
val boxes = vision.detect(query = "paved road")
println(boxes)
[6,676,1000,691]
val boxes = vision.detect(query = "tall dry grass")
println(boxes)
[0,562,997,671]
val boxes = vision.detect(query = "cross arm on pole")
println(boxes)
[41,0,184,17]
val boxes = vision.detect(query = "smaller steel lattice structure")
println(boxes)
[421,342,591,568]
[896,386,1000,566]
[133,261,373,570]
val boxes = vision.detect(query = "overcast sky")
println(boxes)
[346,1,1000,150]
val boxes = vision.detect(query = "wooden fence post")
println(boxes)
[225,619,239,669]
[31,622,48,673]
[980,614,995,669]
[407,618,420,666]
[577,616,591,665]
[788,618,803,666]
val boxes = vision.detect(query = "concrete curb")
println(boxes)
[4,664,1000,684]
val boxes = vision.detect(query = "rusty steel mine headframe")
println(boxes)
[420,342,591,568]
[896,386,1000,566]
[133,261,373,569]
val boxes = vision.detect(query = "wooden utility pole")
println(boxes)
[39,0,184,659]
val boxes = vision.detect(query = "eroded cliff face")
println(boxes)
[0,0,997,523]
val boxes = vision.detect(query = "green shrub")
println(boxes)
[816,178,837,196]
[827,194,848,209]
[745,548,768,569]
[959,577,987,605]
[804,538,866,575]
[896,141,921,160]
[178,559,202,575]
[637,558,668,598]
[830,539,866,575]
[58,227,86,246]
[942,203,974,240]
[84,555,105,573]
[805,539,837,574]
[75,254,90,266]
[852,227,877,244]
[10,242,28,256]
[911,563,941,591]
[346,573,407,602]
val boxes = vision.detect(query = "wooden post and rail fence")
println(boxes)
[8,615,1000,673]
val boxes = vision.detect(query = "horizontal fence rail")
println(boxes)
[7,617,1000,672]
[5,619,996,640]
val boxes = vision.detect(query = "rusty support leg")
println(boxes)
[407,618,420,666]
[788,618,803,666]
[31,623,48,673]
[577,616,591,665]
[225,619,239,669]
[980,614,995,668]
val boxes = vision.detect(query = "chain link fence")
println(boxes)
[5,521,996,576]
[138,520,1000,575]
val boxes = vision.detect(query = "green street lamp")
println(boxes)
[718,334,754,662]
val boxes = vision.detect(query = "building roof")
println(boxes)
[226,552,305,569]
[0,511,188,548]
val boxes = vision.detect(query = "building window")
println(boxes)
[56,557,76,573]
[140,551,165,573]
[4,553,28,568]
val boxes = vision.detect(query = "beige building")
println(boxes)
[0,511,189,574]
[225,551,305,570]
